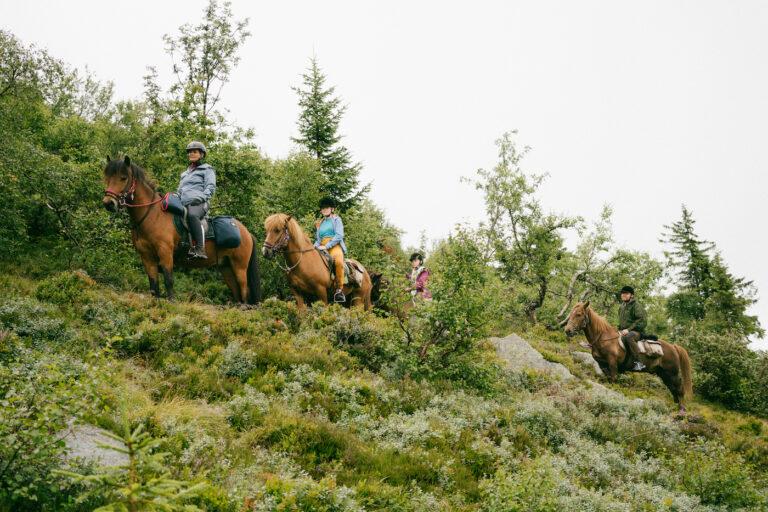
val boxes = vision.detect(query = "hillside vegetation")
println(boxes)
[1,269,767,511]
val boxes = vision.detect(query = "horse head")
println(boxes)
[102,155,134,212]
[564,301,590,338]
[262,213,293,259]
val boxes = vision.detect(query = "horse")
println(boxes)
[262,213,372,311]
[102,156,261,304]
[564,301,693,413]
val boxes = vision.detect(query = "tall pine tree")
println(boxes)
[292,57,366,210]
[661,205,762,336]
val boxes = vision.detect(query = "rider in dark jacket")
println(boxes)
[618,285,648,371]
[178,141,216,259]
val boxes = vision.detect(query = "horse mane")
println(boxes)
[582,303,614,335]
[104,158,158,192]
[264,213,313,247]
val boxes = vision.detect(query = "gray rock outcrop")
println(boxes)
[491,334,573,380]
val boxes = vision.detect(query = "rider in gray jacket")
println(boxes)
[178,141,216,259]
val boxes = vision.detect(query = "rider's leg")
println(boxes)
[186,203,208,259]
[328,244,345,302]
[623,331,645,370]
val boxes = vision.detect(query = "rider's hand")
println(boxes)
[620,329,629,336]
[318,245,326,250]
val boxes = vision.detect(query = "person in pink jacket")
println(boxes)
[407,252,432,300]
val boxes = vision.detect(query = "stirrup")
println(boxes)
[333,289,346,303]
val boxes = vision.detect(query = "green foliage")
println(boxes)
[662,205,762,337]
[0,335,99,508]
[292,57,366,210]
[57,423,207,511]
[469,131,579,323]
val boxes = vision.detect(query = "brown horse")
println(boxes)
[564,301,693,413]
[102,156,260,304]
[262,213,372,311]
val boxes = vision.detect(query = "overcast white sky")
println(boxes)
[4,0,766,346]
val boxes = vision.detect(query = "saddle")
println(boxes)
[162,193,241,249]
[317,249,365,287]
[637,337,664,357]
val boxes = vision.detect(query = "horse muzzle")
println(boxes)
[103,197,118,212]
[262,245,275,259]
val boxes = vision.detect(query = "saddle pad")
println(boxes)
[637,340,664,357]
[172,215,241,248]
[317,248,365,287]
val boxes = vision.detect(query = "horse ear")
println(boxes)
[584,300,590,309]
[286,214,292,222]
[106,155,111,164]
[124,155,131,167]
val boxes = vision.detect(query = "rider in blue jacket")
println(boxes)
[178,141,216,259]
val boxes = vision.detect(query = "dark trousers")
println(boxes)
[622,330,642,361]
[186,203,208,247]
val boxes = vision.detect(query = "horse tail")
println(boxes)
[676,344,694,399]
[246,233,261,304]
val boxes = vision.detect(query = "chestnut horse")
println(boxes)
[564,301,693,413]
[262,213,372,311]
[102,156,260,304]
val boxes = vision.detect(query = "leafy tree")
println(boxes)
[469,131,578,322]
[162,0,250,127]
[292,57,367,210]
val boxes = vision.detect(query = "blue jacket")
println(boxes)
[314,215,347,254]
[178,163,216,205]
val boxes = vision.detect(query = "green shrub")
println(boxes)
[479,459,561,512]
[0,297,72,346]
[35,270,95,306]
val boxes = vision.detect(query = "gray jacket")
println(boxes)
[177,163,216,205]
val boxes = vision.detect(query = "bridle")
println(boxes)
[571,308,620,346]
[262,217,315,274]
[104,168,163,228]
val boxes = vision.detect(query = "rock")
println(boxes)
[491,334,573,380]
[571,351,604,376]
[63,423,128,467]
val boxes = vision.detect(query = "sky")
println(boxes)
[3,0,767,346]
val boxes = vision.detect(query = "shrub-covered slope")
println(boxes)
[1,270,767,511]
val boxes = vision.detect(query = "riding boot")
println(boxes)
[186,204,208,260]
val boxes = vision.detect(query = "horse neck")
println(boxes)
[128,180,160,228]
[584,309,612,345]
[283,225,314,267]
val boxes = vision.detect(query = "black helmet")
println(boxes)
[409,252,425,263]
[186,141,207,156]
[319,196,336,209]
[619,286,635,295]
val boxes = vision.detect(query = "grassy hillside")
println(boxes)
[1,270,767,511]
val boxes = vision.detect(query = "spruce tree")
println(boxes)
[661,205,762,336]
[292,57,366,210]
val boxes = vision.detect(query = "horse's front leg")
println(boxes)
[140,256,160,298]
[607,357,619,383]
[158,248,175,301]
[291,288,307,313]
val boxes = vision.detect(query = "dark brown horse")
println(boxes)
[262,213,372,311]
[102,156,260,303]
[564,301,693,413]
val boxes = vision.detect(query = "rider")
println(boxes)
[618,285,648,371]
[407,252,432,300]
[314,197,347,303]
[178,141,216,259]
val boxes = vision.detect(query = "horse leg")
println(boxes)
[158,250,175,301]
[141,257,160,298]
[607,358,619,383]
[234,266,249,305]
[315,284,329,306]
[220,264,240,303]
[292,289,307,312]
[659,369,685,413]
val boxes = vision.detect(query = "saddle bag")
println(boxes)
[211,216,241,248]
[162,192,185,216]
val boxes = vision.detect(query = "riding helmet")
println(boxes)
[186,141,207,156]
[319,196,337,209]
[409,252,425,263]
[619,285,635,295]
